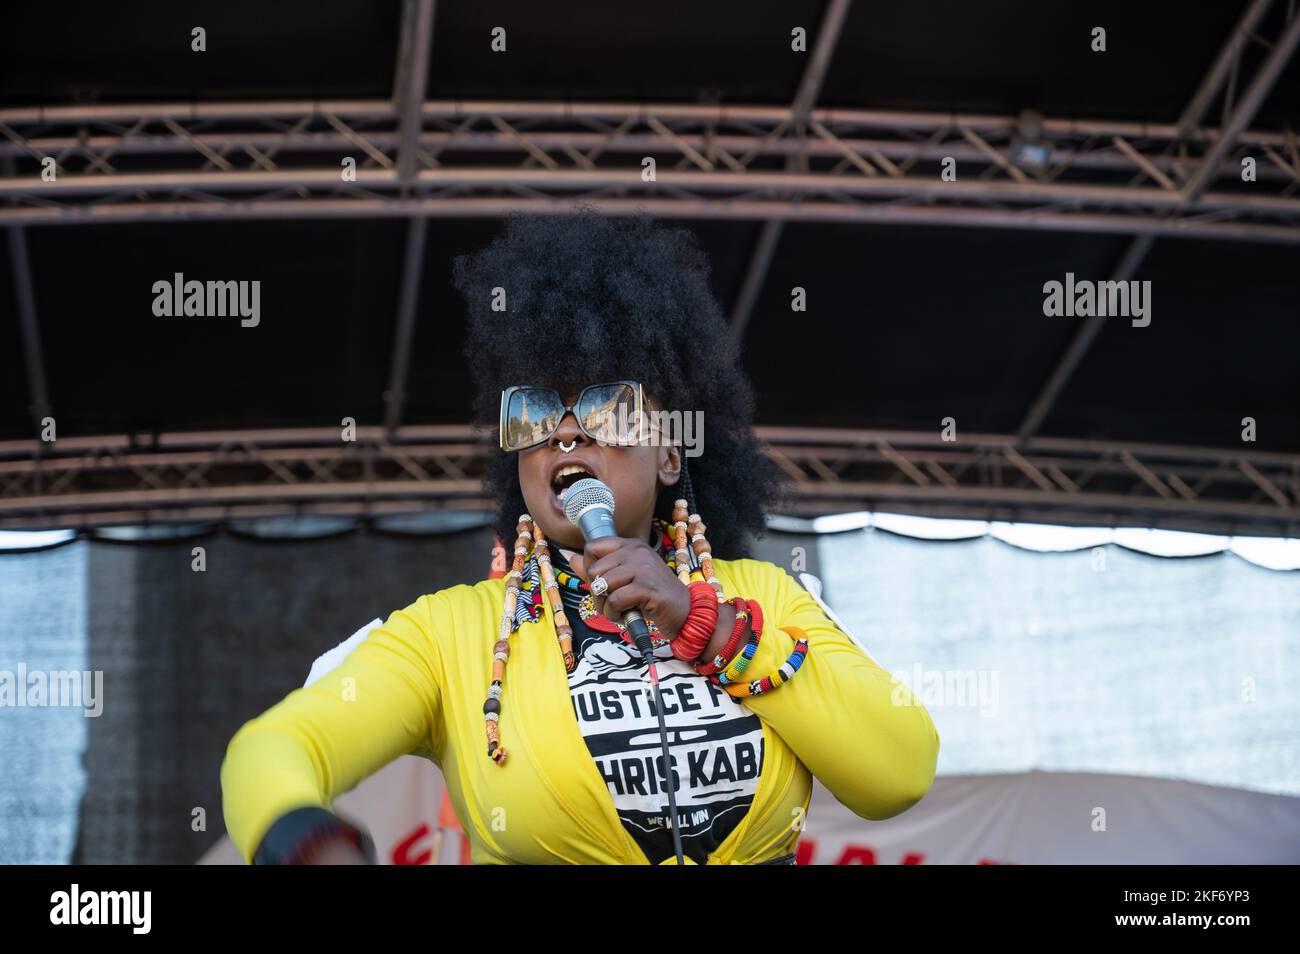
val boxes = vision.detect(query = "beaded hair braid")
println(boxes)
[484,516,576,765]
[483,498,722,766]
[481,455,810,765]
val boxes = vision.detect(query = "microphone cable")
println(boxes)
[624,612,686,866]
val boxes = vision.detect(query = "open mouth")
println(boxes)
[551,463,597,501]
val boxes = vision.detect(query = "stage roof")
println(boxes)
[2,2,1298,536]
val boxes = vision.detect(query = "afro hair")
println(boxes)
[451,207,781,558]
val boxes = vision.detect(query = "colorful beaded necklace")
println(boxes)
[483,499,722,766]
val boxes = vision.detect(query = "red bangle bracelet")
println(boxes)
[670,582,720,660]
[680,585,717,639]
[694,598,750,675]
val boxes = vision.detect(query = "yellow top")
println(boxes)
[220,557,940,864]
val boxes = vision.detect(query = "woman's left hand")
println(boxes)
[566,536,692,634]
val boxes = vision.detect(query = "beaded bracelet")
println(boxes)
[723,626,811,698]
[693,598,751,676]
[714,608,763,687]
[716,630,760,686]
[717,598,764,683]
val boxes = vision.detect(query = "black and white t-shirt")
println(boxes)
[552,550,765,864]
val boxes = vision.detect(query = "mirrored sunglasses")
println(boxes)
[498,380,646,452]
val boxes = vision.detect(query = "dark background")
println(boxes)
[2,1,1298,449]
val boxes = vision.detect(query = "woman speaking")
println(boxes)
[220,210,940,865]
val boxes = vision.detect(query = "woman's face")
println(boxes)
[517,392,681,551]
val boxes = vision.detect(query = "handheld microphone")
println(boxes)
[561,478,654,657]
[561,476,685,865]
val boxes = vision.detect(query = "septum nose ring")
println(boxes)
[558,440,577,453]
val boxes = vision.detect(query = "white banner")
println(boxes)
[795,770,1300,864]
[201,759,1300,864]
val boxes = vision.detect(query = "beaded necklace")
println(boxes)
[483,500,721,766]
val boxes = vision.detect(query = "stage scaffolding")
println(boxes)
[0,426,1296,538]
[4,1,1299,537]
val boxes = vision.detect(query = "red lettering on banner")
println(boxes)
[835,844,878,864]
[392,823,434,865]
[792,838,931,865]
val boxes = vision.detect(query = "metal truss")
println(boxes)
[4,2,1299,543]
[1016,0,1300,445]
[1,426,1296,538]
[3,97,1300,240]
